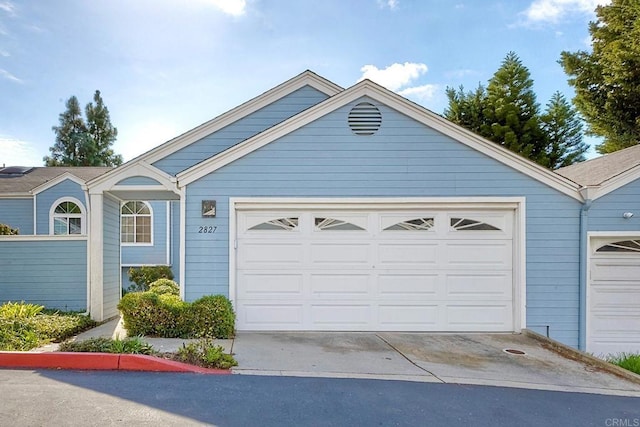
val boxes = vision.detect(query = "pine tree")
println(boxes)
[44,91,122,166]
[560,0,640,153]
[444,84,488,137]
[541,92,588,169]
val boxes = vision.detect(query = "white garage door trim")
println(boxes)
[588,232,640,355]
[229,197,526,332]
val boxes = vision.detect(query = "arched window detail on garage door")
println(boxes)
[383,218,434,231]
[249,217,299,231]
[450,217,501,231]
[595,240,640,252]
[314,217,365,231]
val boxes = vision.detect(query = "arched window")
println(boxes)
[50,198,85,235]
[121,201,152,244]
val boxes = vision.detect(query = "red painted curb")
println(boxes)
[0,352,230,374]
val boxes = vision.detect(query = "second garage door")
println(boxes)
[235,207,515,331]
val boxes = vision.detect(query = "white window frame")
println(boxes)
[121,201,154,246]
[49,197,86,235]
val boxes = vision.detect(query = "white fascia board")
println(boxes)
[87,161,178,196]
[31,172,86,195]
[127,71,343,166]
[177,80,583,202]
[0,193,31,198]
[586,164,640,201]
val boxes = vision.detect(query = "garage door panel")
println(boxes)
[241,304,303,328]
[445,241,512,269]
[239,243,304,266]
[378,273,440,296]
[310,274,371,296]
[310,243,371,265]
[311,304,370,326]
[446,273,512,299]
[378,243,438,265]
[378,304,439,327]
[238,273,303,296]
[591,261,640,280]
[446,304,512,331]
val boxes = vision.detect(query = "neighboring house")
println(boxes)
[0,71,638,356]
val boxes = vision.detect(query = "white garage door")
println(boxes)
[589,238,640,356]
[235,208,515,331]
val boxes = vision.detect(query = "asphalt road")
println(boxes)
[1,369,638,426]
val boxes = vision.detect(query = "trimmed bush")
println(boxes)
[118,293,235,339]
[127,266,174,292]
[189,295,235,339]
[149,279,180,296]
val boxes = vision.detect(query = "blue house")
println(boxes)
[1,71,638,356]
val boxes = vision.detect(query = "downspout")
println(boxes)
[578,197,592,351]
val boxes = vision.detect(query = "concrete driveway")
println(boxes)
[231,332,640,396]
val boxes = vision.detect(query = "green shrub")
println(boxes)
[0,319,40,351]
[127,266,174,292]
[607,353,640,375]
[175,339,237,369]
[118,293,235,339]
[0,301,44,319]
[59,336,156,355]
[189,295,235,339]
[149,279,180,296]
[0,223,19,235]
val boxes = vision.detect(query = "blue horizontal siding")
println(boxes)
[121,201,169,265]
[0,238,87,310]
[103,196,121,318]
[153,85,331,176]
[0,198,33,234]
[180,97,583,347]
[588,178,640,233]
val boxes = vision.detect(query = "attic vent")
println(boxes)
[348,102,382,135]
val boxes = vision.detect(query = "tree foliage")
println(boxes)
[44,91,123,166]
[444,52,587,169]
[560,0,640,154]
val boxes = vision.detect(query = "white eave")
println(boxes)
[87,160,179,199]
[580,163,640,201]
[176,79,584,202]
[31,172,88,195]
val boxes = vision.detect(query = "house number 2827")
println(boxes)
[198,226,217,233]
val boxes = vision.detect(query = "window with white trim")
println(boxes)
[52,200,84,235]
[121,201,152,244]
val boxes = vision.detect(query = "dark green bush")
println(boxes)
[118,293,235,339]
[127,266,174,292]
[59,336,156,355]
[0,223,19,235]
[175,339,237,369]
[189,295,235,339]
[149,279,180,296]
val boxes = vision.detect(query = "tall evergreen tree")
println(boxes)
[44,91,122,166]
[541,92,588,169]
[444,52,586,169]
[560,0,640,153]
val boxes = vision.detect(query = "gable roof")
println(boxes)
[0,167,112,197]
[556,144,640,186]
[176,78,584,201]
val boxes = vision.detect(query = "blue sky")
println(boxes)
[0,0,607,166]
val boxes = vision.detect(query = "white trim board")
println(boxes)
[177,79,583,202]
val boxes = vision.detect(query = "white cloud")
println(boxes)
[358,62,428,91]
[398,84,438,102]
[0,137,42,166]
[377,0,398,10]
[0,69,22,83]
[0,1,15,16]
[207,0,246,16]
[523,0,610,24]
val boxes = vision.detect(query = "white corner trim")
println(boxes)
[33,196,37,235]
[127,71,343,166]
[179,187,186,300]
[166,201,171,266]
[176,80,583,202]
[31,172,87,195]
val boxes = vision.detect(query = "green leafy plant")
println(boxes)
[175,339,237,369]
[149,279,180,296]
[0,301,44,319]
[607,353,640,375]
[59,336,156,355]
[127,266,174,292]
[188,295,235,339]
[0,223,19,235]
